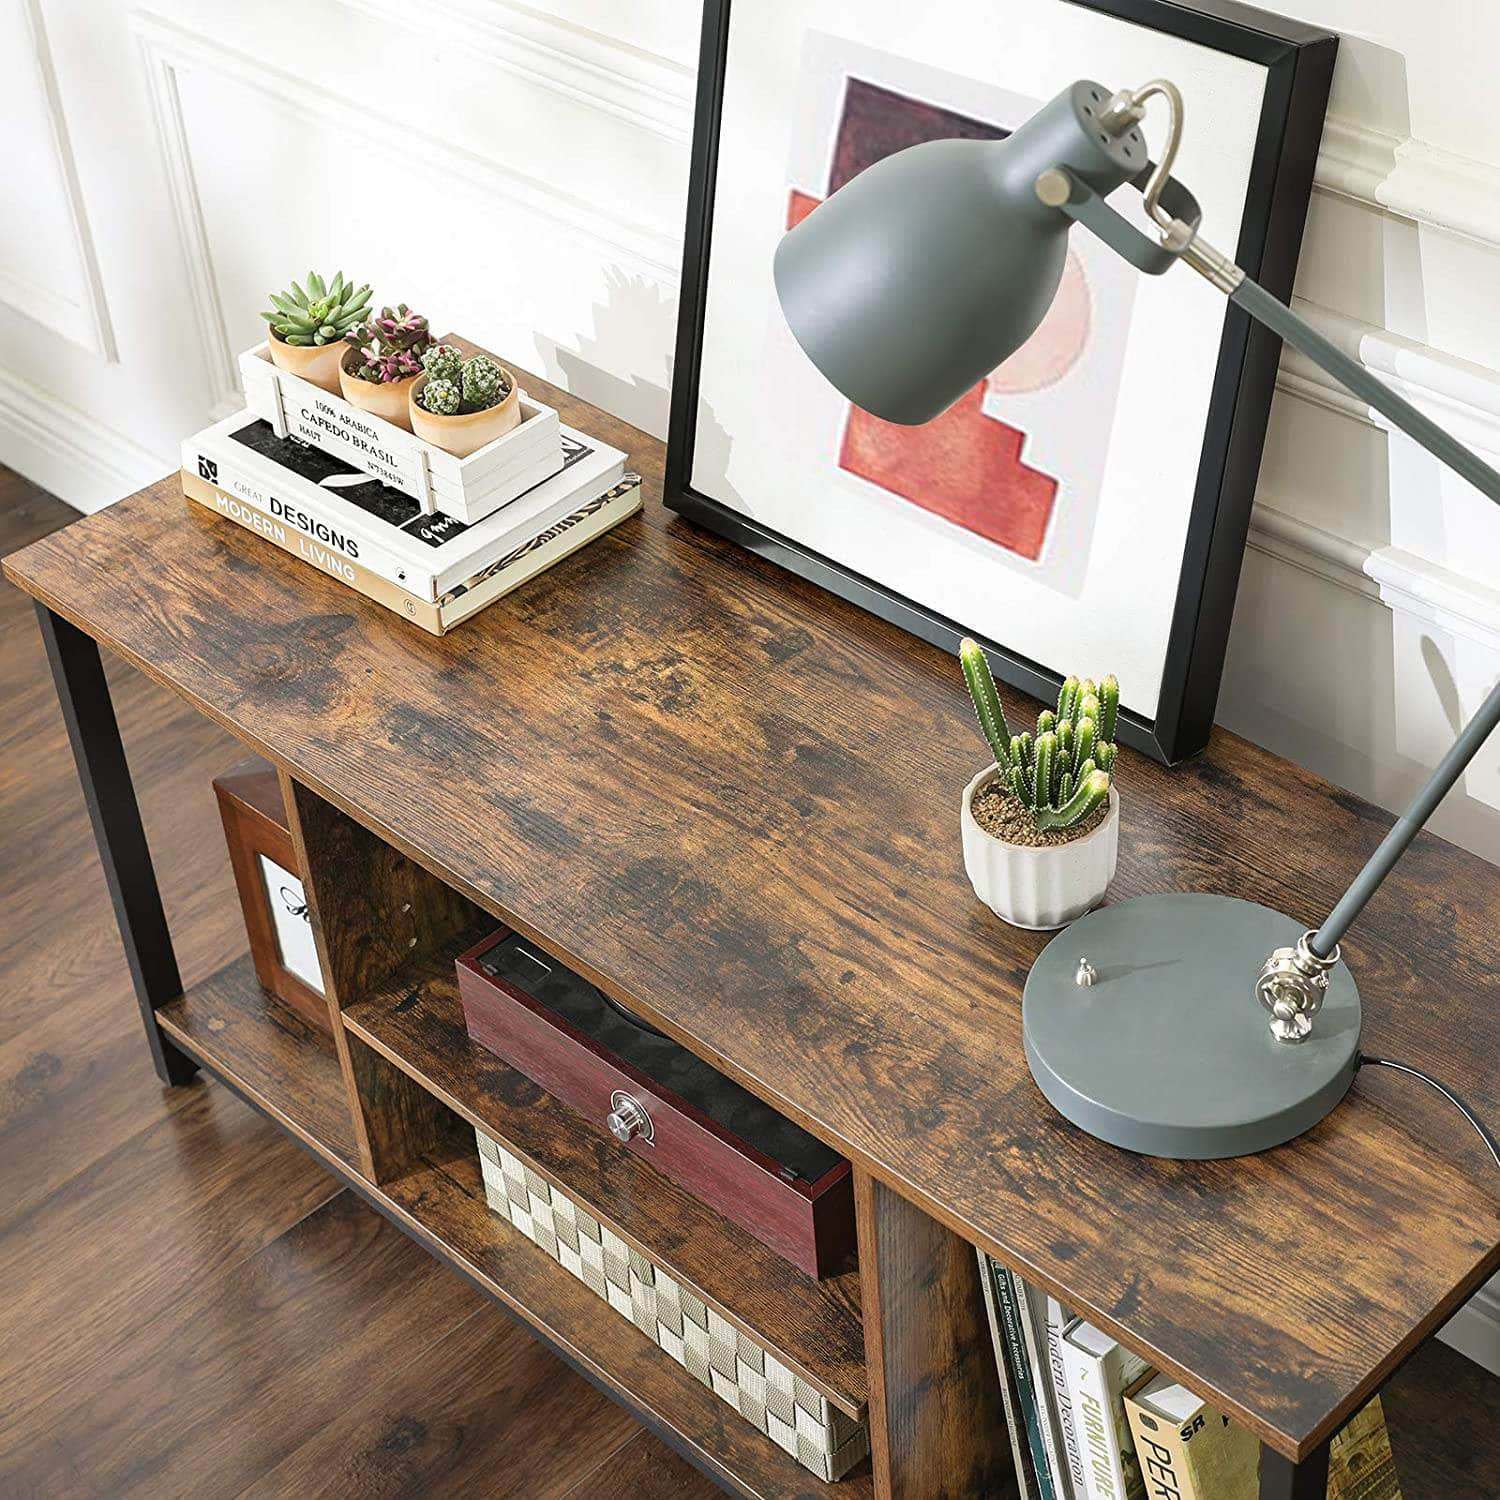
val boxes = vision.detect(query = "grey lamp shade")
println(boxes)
[773,81,1140,425]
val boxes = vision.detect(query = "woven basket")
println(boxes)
[475,1128,869,1481]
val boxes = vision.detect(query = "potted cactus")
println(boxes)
[338,304,432,430]
[409,344,522,456]
[260,271,371,393]
[958,639,1121,929]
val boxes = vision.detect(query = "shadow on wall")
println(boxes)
[535,268,745,510]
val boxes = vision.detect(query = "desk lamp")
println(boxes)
[774,79,1500,1159]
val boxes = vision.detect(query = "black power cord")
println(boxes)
[1358,1054,1500,1170]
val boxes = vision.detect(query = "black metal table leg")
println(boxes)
[36,604,196,1086]
[1260,1439,1331,1499]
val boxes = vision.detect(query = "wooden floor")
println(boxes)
[0,468,1495,1498]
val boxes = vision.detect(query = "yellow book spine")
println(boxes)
[1125,1377,1259,1500]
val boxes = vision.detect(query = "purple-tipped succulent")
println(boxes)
[345,302,431,383]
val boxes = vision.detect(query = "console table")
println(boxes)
[6,370,1497,1500]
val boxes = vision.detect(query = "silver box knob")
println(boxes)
[606,1092,652,1144]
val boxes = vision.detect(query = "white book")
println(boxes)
[1045,1300,1088,1497]
[183,409,626,601]
[1061,1322,1150,1500]
[1016,1276,1071,1499]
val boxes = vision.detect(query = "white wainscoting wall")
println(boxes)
[1,0,1496,1374]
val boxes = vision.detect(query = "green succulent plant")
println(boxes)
[260,271,371,347]
[461,355,508,410]
[421,343,463,384]
[960,638,1119,832]
[421,377,461,416]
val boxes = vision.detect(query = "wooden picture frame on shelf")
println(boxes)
[213,760,330,1034]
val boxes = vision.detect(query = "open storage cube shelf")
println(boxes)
[180,761,871,1498]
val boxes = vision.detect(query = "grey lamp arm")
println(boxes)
[1228,275,1500,956]
[1068,183,1500,964]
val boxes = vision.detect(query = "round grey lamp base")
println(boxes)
[1022,893,1361,1159]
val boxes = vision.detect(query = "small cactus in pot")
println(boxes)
[410,345,522,457]
[958,639,1122,929]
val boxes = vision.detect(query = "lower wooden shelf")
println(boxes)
[386,1145,873,1499]
[156,954,357,1167]
[343,949,868,1422]
[155,957,872,1499]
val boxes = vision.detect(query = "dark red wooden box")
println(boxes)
[456,929,855,1279]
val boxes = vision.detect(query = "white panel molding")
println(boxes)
[1244,503,1500,654]
[0,363,166,513]
[1441,1283,1500,1378]
[1316,115,1500,251]
[129,9,682,422]
[134,20,240,418]
[6,0,117,359]
[1275,299,1500,459]
[330,0,695,146]
[1365,545,1500,654]
[1245,502,1378,603]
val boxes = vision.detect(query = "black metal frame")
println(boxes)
[663,0,1337,764]
[1260,1438,1332,1499]
[36,603,196,1086]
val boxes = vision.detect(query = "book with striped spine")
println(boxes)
[182,409,626,601]
[182,468,641,634]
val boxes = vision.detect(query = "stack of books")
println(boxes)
[179,409,640,635]
[977,1255,1403,1499]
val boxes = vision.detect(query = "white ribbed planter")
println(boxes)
[961,766,1119,930]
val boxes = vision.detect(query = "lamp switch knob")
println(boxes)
[606,1093,653,1145]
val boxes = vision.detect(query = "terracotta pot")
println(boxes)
[339,347,420,430]
[960,766,1118,930]
[266,333,346,394]
[408,372,523,457]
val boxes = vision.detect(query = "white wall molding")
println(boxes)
[134,22,240,418]
[1315,115,1500,251]
[1441,1283,1500,1378]
[0,364,166,513]
[1365,545,1500,654]
[6,0,117,359]
[129,8,682,424]
[1275,299,1500,459]
[1245,502,1378,603]
[330,0,695,147]
[1244,508,1500,654]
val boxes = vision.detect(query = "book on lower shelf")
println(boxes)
[978,1253,1063,1499]
[985,1268,1403,1500]
[1124,1372,1403,1500]
[1062,1320,1149,1500]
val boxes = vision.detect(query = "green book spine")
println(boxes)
[994,1260,1058,1500]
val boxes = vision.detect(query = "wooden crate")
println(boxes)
[239,342,564,524]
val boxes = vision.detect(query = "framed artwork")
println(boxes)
[665,0,1336,762]
[214,763,330,1036]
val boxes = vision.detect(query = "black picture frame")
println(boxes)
[664,0,1337,764]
